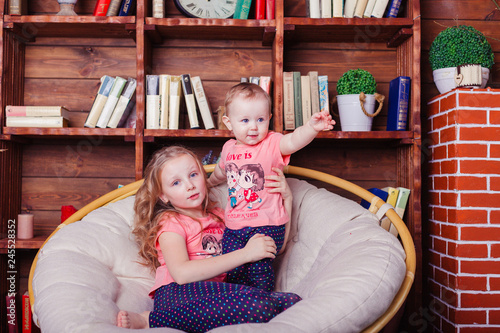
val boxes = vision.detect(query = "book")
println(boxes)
[96,76,127,128]
[153,0,164,18]
[159,74,171,129]
[255,0,265,19]
[380,187,399,231]
[6,116,69,128]
[320,0,332,18]
[259,76,271,94]
[266,0,275,19]
[93,0,111,16]
[84,75,115,128]
[343,0,358,18]
[283,72,295,130]
[6,105,70,118]
[292,72,303,128]
[389,187,410,236]
[371,0,389,17]
[6,293,18,333]
[191,76,215,130]
[9,0,27,15]
[318,75,330,114]
[333,0,343,17]
[385,0,403,17]
[106,0,123,16]
[146,75,160,129]
[308,71,320,115]
[360,188,388,210]
[119,0,135,16]
[306,0,320,18]
[181,74,201,129]
[354,0,369,17]
[386,76,410,131]
[249,76,260,85]
[169,76,182,130]
[124,104,137,128]
[233,0,252,19]
[301,75,312,124]
[363,0,377,17]
[107,77,137,128]
[22,291,31,333]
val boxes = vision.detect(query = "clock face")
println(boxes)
[174,0,237,18]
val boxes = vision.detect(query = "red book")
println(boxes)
[22,292,32,333]
[265,0,275,19]
[255,0,265,19]
[93,0,111,16]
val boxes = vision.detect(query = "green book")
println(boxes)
[293,71,303,127]
[233,0,252,19]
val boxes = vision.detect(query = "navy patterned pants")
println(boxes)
[222,225,286,292]
[149,281,301,332]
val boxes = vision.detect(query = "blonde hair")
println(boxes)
[224,82,272,117]
[133,146,222,270]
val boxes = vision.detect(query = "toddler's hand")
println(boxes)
[243,234,277,262]
[309,110,335,132]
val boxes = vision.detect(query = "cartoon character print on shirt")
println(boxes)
[200,234,222,258]
[237,163,265,209]
[225,163,240,208]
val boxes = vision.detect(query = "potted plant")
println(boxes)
[335,69,384,131]
[429,25,494,94]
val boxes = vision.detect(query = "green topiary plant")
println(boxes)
[336,69,377,95]
[429,25,494,71]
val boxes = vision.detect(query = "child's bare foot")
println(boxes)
[116,310,150,329]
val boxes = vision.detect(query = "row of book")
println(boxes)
[307,0,404,19]
[241,76,271,93]
[6,291,33,333]
[233,0,275,19]
[283,71,329,130]
[93,0,135,16]
[360,186,410,236]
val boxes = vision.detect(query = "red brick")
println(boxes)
[433,145,447,160]
[448,242,488,258]
[461,328,500,333]
[441,127,457,143]
[452,143,488,158]
[448,209,488,224]
[429,161,441,176]
[456,275,487,291]
[462,193,500,208]
[441,94,458,111]
[433,237,447,254]
[434,267,449,285]
[491,210,500,224]
[461,226,500,241]
[491,176,500,191]
[461,260,500,274]
[458,109,488,125]
[449,176,487,191]
[490,277,500,291]
[433,113,449,131]
[429,192,440,206]
[429,250,442,268]
[441,288,459,307]
[427,99,441,117]
[460,160,500,174]
[429,221,441,236]
[441,224,459,240]
[491,144,500,158]
[459,92,500,108]
[450,308,487,324]
[433,206,447,222]
[434,176,448,190]
[441,160,458,174]
[491,110,500,124]
[441,192,458,207]
[461,292,500,308]
[489,310,500,324]
[442,256,458,272]
[460,126,500,141]
[491,243,500,258]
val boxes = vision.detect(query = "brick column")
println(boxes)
[427,88,500,332]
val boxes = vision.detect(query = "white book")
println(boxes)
[84,75,114,128]
[371,0,390,17]
[6,116,69,128]
[169,76,182,130]
[191,76,215,130]
[159,74,171,129]
[320,0,332,18]
[152,0,164,18]
[343,0,358,17]
[308,71,320,115]
[363,0,377,17]
[181,74,200,129]
[307,0,320,18]
[353,0,368,17]
[283,72,295,130]
[107,78,137,128]
[146,75,160,129]
[333,0,343,17]
[6,105,70,117]
[96,76,127,128]
[301,75,312,124]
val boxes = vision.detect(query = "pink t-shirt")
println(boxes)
[149,207,226,297]
[218,131,290,230]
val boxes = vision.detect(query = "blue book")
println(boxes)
[118,0,135,16]
[386,76,410,131]
[360,188,389,210]
[385,0,403,17]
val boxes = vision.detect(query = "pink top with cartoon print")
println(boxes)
[218,131,291,230]
[149,207,226,297]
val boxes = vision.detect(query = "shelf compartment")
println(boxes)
[0,236,47,251]
[283,17,413,46]
[3,15,136,39]
[145,18,276,45]
[288,130,415,141]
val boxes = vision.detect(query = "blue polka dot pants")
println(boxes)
[149,281,301,332]
[222,225,285,292]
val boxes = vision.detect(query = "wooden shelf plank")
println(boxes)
[3,127,135,137]
[0,236,47,251]
[144,128,233,138]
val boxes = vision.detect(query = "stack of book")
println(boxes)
[241,76,271,94]
[145,74,216,130]
[307,0,404,18]
[283,71,328,130]
[93,0,135,16]
[233,0,275,19]
[5,105,70,128]
[84,76,137,128]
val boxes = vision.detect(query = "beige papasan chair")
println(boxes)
[29,165,415,332]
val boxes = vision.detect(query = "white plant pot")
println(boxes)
[337,94,376,131]
[433,67,490,95]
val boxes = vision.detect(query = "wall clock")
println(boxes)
[174,0,237,18]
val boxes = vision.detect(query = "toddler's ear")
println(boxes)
[222,115,232,131]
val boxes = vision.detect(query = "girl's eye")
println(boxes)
[172,180,180,186]
[190,172,198,178]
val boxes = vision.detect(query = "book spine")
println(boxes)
[146,75,160,129]
[9,0,26,15]
[96,76,127,128]
[259,76,271,94]
[363,0,377,17]
[169,76,182,130]
[308,71,320,115]
[181,74,200,129]
[94,0,112,16]
[343,0,358,18]
[395,187,410,218]
[107,78,137,128]
[386,76,410,131]
[159,75,170,129]
[119,0,135,16]
[307,0,320,18]
[332,0,343,17]
[265,0,275,19]
[84,75,115,128]
[318,75,330,114]
[283,72,295,130]
[22,292,31,333]
[6,106,68,117]
[320,0,332,18]
[191,76,215,130]
[152,0,165,18]
[371,0,390,17]
[386,0,402,17]
[6,116,68,128]
[255,0,265,19]
[106,0,123,16]
[292,72,303,127]
[301,75,312,125]
[234,0,252,19]
[354,0,368,17]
